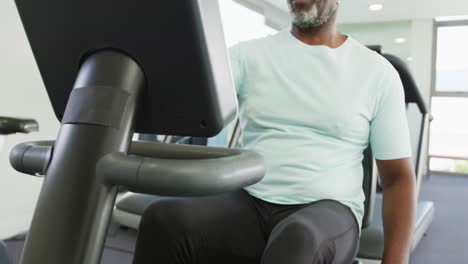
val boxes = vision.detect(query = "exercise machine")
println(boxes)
[0,116,38,264]
[10,1,265,264]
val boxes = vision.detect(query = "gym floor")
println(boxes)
[4,174,468,264]
[411,174,468,263]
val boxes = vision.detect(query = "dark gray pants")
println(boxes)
[133,190,359,264]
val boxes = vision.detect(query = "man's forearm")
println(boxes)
[381,174,416,264]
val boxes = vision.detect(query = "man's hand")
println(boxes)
[376,158,416,264]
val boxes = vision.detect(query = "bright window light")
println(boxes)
[435,25,468,92]
[429,97,468,158]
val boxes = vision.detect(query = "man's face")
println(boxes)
[287,0,340,29]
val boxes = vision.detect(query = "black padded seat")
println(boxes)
[114,194,170,229]
[383,54,428,115]
[116,194,166,215]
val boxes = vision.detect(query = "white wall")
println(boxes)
[339,21,414,61]
[410,19,435,104]
[0,0,60,238]
[409,19,435,177]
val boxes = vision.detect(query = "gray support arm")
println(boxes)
[100,144,264,196]
[130,141,239,159]
[228,119,241,148]
[10,140,265,196]
[415,114,430,196]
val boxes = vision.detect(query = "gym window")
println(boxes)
[429,20,468,175]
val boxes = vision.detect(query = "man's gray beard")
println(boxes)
[288,2,338,29]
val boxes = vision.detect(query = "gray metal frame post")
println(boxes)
[19,51,145,264]
[415,114,430,197]
[228,119,241,148]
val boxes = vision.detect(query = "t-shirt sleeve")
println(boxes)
[228,44,245,97]
[370,66,412,160]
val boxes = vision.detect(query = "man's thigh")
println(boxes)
[133,190,266,264]
[262,200,359,264]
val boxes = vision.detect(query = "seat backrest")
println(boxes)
[366,45,382,54]
[382,54,428,115]
[366,46,428,115]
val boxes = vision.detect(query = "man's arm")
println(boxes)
[376,158,416,264]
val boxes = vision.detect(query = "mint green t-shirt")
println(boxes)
[228,29,412,229]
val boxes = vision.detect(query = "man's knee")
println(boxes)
[269,218,358,262]
[278,218,359,263]
[262,219,333,263]
[274,219,321,245]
